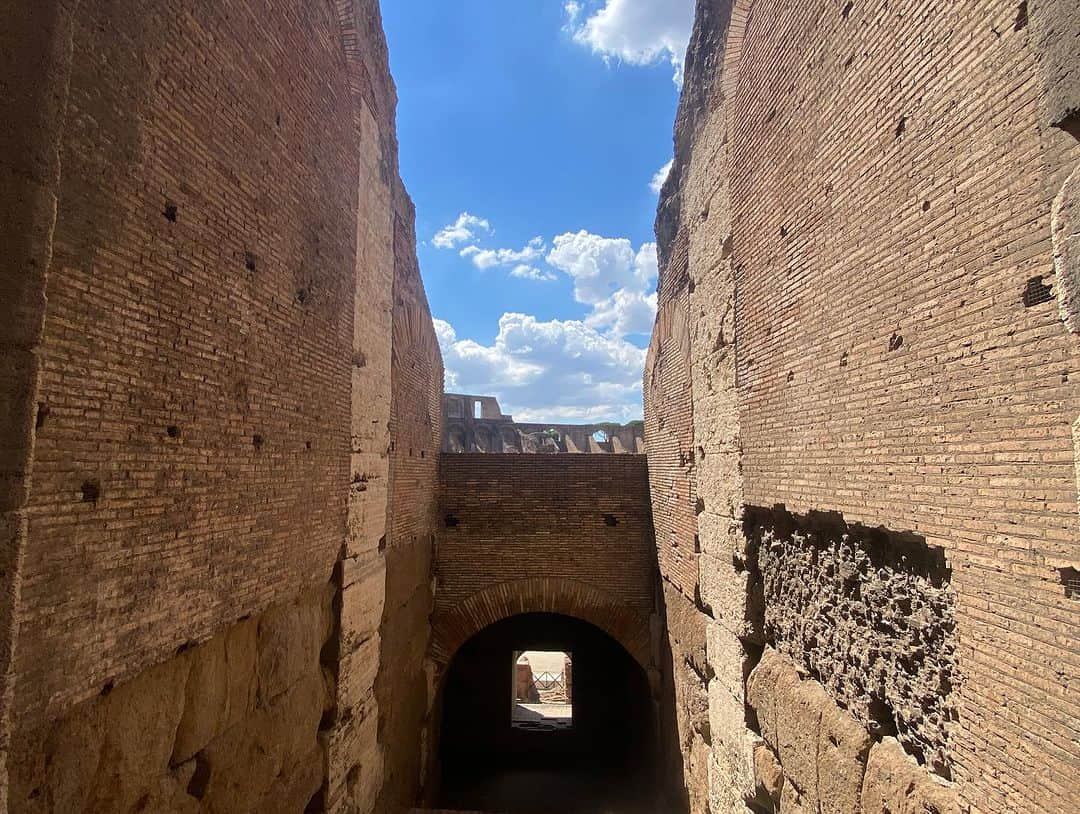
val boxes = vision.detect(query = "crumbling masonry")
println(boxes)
[1,1,1078,814]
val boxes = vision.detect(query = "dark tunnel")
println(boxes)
[433,612,659,813]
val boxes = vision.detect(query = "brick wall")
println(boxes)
[433,455,657,665]
[2,1,439,812]
[375,196,444,813]
[648,1,1080,813]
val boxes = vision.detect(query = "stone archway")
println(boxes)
[429,577,652,671]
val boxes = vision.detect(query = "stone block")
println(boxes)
[753,741,784,807]
[257,587,331,705]
[173,631,229,764]
[817,700,872,814]
[861,738,961,814]
[706,619,748,700]
[774,669,829,807]
[746,646,796,752]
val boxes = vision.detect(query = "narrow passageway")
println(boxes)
[432,613,659,814]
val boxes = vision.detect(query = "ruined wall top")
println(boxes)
[442,393,644,454]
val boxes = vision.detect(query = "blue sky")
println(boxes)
[382,0,694,423]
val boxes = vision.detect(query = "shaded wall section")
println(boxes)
[646,1,1080,813]
[374,198,444,813]
[1,1,441,812]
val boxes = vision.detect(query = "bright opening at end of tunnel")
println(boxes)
[512,650,573,732]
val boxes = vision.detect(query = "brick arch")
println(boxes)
[429,577,652,670]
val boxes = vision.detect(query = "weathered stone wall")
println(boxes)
[2,1,442,812]
[374,201,444,814]
[432,455,658,669]
[647,1,1080,813]
[9,584,333,814]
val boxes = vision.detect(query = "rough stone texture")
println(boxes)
[746,648,959,814]
[1030,0,1080,133]
[649,1,1080,812]
[431,454,657,670]
[443,392,644,454]
[1054,164,1080,332]
[749,510,957,776]
[9,584,332,814]
[862,738,962,814]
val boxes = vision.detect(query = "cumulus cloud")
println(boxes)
[434,313,646,423]
[460,237,546,271]
[433,212,491,249]
[546,231,657,307]
[650,158,674,194]
[566,0,694,85]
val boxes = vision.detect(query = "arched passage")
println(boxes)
[429,576,653,672]
[433,612,659,814]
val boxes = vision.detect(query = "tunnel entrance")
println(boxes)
[435,612,658,814]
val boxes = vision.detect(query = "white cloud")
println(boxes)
[586,288,658,336]
[460,236,546,270]
[435,313,646,423]
[433,212,491,249]
[510,264,557,282]
[546,231,656,306]
[566,0,694,86]
[650,158,674,194]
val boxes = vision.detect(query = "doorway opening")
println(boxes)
[512,650,573,732]
[435,612,657,813]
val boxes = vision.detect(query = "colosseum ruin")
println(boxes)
[1,1,1077,813]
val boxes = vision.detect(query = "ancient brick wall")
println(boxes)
[431,455,657,668]
[647,1,1080,813]
[375,200,444,814]
[2,1,441,812]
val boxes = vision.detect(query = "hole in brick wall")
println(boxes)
[693,535,701,553]
[163,202,178,222]
[167,425,180,438]
[922,200,931,212]
[840,351,849,367]
[305,440,312,450]
[295,287,310,305]
[252,434,264,451]
[786,370,795,382]
[245,251,257,272]
[1060,567,1080,599]
[888,333,904,351]
[1022,275,1053,307]
[695,497,705,515]
[378,534,387,552]
[602,513,618,526]
[1014,1,1028,30]
[275,112,281,127]
[352,350,367,368]
[779,224,788,238]
[688,278,696,294]
[175,640,195,655]
[81,480,101,503]
[894,115,906,139]
[842,0,854,19]
[100,679,115,696]
[444,514,459,528]
[187,753,211,800]
[35,402,49,430]
[843,53,855,69]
